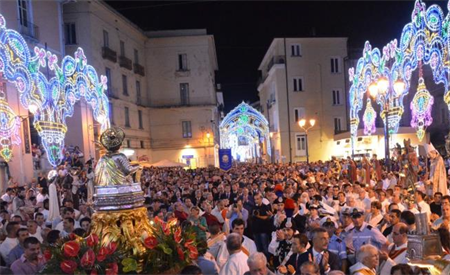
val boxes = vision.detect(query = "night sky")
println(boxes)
[105,0,445,111]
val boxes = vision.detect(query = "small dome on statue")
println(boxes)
[100,127,125,151]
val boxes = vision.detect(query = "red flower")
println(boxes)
[174,227,182,243]
[184,239,194,248]
[85,234,99,247]
[188,246,199,260]
[90,269,98,275]
[143,236,158,249]
[177,246,185,261]
[63,241,80,257]
[43,249,52,261]
[96,247,109,262]
[162,223,171,235]
[81,249,95,268]
[60,260,78,274]
[106,242,117,255]
[154,216,163,224]
[106,262,119,275]
[68,233,77,240]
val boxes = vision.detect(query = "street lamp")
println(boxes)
[298,118,316,164]
[368,77,405,172]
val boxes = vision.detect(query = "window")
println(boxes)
[18,0,29,27]
[293,77,303,92]
[138,110,143,129]
[291,44,301,56]
[294,107,305,122]
[124,107,130,127]
[334,117,342,132]
[120,40,125,57]
[332,89,341,105]
[331,57,340,73]
[64,23,77,45]
[134,49,139,64]
[180,83,190,105]
[105,67,112,95]
[178,54,188,71]
[136,81,141,101]
[126,140,131,148]
[122,75,128,96]
[109,102,114,125]
[103,30,109,47]
[295,134,307,156]
[182,121,192,138]
[140,140,145,149]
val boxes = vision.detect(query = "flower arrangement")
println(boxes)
[40,217,205,275]
[141,217,204,274]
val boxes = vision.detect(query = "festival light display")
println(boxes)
[0,87,21,162]
[349,0,450,141]
[363,99,377,136]
[220,102,270,160]
[411,77,434,141]
[0,14,109,166]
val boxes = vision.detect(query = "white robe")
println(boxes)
[47,182,60,222]
[216,236,257,268]
[219,251,249,275]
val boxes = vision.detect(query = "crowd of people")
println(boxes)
[1,144,450,275]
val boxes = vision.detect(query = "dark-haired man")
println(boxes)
[0,222,20,262]
[11,237,45,275]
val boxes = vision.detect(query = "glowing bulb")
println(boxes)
[185,144,191,148]
[377,77,389,94]
[206,132,210,139]
[29,104,38,114]
[270,132,274,138]
[393,79,405,97]
[309,119,316,127]
[299,119,306,128]
[368,83,378,98]
[97,114,106,124]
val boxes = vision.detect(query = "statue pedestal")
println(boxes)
[91,207,153,257]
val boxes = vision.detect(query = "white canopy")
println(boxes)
[150,159,187,168]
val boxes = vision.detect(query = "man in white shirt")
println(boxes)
[27,220,43,243]
[379,223,408,274]
[0,222,20,262]
[55,207,80,231]
[415,190,431,223]
[219,233,249,275]
[217,218,257,268]
[1,188,14,204]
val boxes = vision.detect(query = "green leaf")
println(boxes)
[122,258,138,273]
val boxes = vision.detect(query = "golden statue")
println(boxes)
[90,127,153,269]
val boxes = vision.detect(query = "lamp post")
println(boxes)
[298,118,316,164]
[368,77,405,172]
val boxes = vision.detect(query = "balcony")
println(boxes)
[119,56,132,70]
[267,55,285,72]
[102,47,117,63]
[134,63,145,76]
[136,98,148,107]
[18,21,39,41]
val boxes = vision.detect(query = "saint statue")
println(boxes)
[400,139,420,194]
[426,142,448,195]
[445,131,450,157]
[89,127,153,265]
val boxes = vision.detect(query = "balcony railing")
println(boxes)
[18,21,39,41]
[102,47,117,63]
[133,63,145,76]
[267,55,285,72]
[119,56,132,70]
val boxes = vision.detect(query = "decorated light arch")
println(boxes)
[220,102,271,161]
[0,14,110,166]
[349,0,450,145]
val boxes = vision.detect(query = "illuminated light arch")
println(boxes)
[0,14,110,166]
[220,102,270,161]
[349,0,450,142]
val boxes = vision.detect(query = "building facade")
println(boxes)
[146,30,220,168]
[63,0,151,162]
[258,38,348,163]
[63,2,221,167]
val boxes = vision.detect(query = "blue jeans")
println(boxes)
[253,233,270,258]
